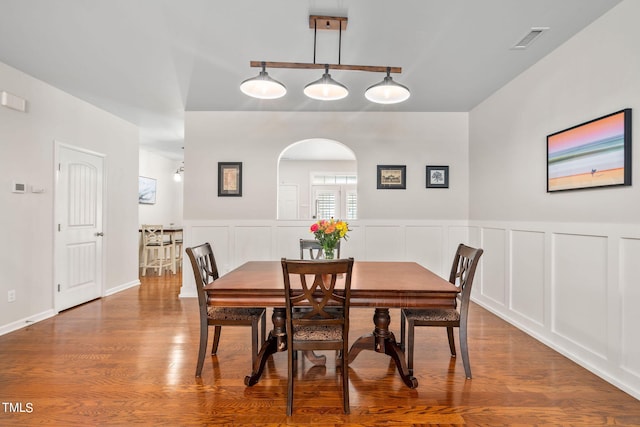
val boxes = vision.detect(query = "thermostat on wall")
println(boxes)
[12,181,26,193]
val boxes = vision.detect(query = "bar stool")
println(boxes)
[141,225,173,276]
[172,230,183,273]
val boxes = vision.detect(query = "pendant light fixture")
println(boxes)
[239,62,287,99]
[303,64,348,100]
[365,67,411,104]
[240,15,410,104]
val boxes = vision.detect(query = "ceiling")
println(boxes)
[0,0,622,160]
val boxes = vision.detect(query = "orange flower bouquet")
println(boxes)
[309,218,350,259]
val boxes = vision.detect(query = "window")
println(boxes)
[346,190,357,220]
[311,174,357,220]
[315,191,336,219]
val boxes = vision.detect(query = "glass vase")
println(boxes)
[323,245,335,259]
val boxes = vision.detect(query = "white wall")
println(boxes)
[0,61,140,333]
[139,149,183,226]
[469,0,640,399]
[184,111,469,221]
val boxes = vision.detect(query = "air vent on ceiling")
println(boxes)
[512,27,549,49]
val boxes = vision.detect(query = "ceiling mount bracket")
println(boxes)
[308,15,348,31]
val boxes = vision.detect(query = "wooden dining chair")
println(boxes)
[299,238,344,358]
[186,243,266,377]
[299,239,341,260]
[400,243,483,379]
[281,257,354,416]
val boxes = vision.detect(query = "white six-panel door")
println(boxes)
[54,143,104,311]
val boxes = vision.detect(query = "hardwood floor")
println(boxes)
[1,273,639,426]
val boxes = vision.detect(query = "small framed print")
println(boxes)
[377,165,406,189]
[218,162,242,197]
[426,165,449,188]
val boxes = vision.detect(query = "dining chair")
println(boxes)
[186,243,266,377]
[400,243,483,379]
[141,225,173,276]
[299,238,341,260]
[299,238,344,359]
[281,257,354,416]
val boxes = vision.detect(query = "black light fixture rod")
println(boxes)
[313,19,317,64]
[338,20,342,65]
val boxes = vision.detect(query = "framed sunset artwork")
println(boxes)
[547,109,632,192]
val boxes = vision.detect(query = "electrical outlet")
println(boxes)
[8,290,16,303]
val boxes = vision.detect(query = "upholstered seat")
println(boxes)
[292,324,343,341]
[207,306,266,321]
[402,308,460,322]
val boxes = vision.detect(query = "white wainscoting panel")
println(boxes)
[470,220,640,400]
[275,225,310,260]
[364,226,405,261]
[191,226,230,273]
[511,230,545,326]
[619,237,640,378]
[480,228,507,306]
[406,226,443,276]
[234,226,273,266]
[552,233,608,359]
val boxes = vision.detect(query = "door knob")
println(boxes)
[95,232,104,237]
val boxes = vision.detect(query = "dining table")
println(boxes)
[204,260,459,389]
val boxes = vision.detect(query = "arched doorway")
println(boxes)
[277,139,357,220]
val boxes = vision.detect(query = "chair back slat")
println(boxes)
[282,258,354,327]
[142,224,167,245]
[448,243,483,309]
[186,243,220,309]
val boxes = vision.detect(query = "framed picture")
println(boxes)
[547,108,632,192]
[218,162,242,197]
[426,165,449,188]
[377,165,406,189]
[138,176,157,204]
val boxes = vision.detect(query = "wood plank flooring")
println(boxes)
[1,273,639,426]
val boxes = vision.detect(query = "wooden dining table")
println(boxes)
[204,260,459,388]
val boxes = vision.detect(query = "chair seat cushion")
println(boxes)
[403,308,460,322]
[293,324,342,341]
[207,306,264,320]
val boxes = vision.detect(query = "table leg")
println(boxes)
[347,307,418,389]
[244,307,326,386]
[245,308,286,386]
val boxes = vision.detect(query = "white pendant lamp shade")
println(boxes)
[303,66,348,101]
[365,68,410,104]
[240,64,287,99]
